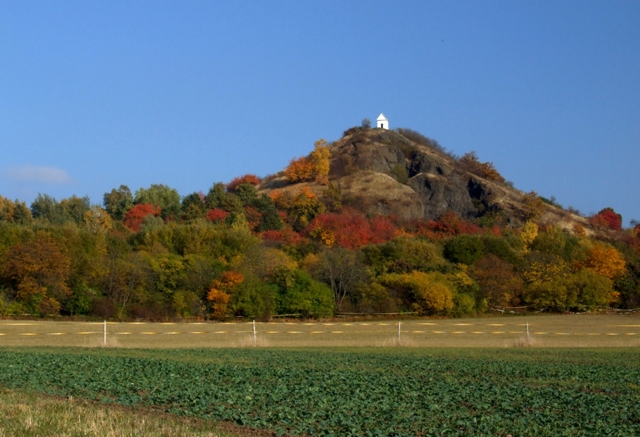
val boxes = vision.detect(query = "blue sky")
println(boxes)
[1,1,639,225]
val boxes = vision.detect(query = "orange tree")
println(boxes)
[206,271,244,319]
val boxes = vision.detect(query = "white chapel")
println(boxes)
[377,113,389,130]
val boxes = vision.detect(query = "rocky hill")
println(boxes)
[260,127,588,230]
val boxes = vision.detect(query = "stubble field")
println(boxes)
[0,314,639,348]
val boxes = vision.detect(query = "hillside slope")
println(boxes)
[260,128,588,230]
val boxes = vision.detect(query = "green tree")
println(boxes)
[273,269,334,318]
[181,193,207,221]
[443,235,485,265]
[134,184,181,220]
[103,185,133,220]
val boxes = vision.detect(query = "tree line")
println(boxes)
[0,142,638,320]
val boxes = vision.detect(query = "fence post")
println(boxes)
[103,320,107,346]
[526,322,530,339]
[398,321,401,346]
[253,320,257,347]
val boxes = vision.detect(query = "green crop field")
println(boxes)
[0,347,638,436]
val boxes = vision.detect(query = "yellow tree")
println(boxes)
[521,191,546,221]
[310,139,331,184]
[583,244,626,280]
[83,206,113,234]
[519,221,538,252]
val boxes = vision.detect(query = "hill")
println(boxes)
[259,127,589,233]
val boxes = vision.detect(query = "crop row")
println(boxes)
[0,348,638,436]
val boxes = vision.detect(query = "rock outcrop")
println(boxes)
[258,128,587,229]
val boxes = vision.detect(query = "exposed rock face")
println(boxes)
[259,128,542,223]
[338,171,423,220]
[326,129,498,221]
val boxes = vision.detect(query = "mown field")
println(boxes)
[0,347,638,436]
[0,314,639,348]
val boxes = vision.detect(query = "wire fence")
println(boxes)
[0,317,638,348]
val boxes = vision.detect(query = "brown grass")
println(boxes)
[0,314,638,348]
[0,388,246,437]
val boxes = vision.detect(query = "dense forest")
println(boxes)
[1,129,638,320]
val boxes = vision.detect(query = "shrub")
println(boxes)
[443,235,485,265]
[285,157,314,183]
[227,174,261,193]
[521,191,546,221]
[457,152,505,182]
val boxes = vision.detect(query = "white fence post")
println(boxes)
[103,320,107,346]
[398,321,401,346]
[253,320,257,347]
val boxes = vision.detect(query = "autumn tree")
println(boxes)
[310,139,331,184]
[0,196,32,224]
[123,204,162,232]
[590,207,622,231]
[285,156,314,183]
[227,174,261,192]
[457,152,505,182]
[378,271,454,315]
[285,139,331,184]
[207,271,244,319]
[206,208,229,223]
[1,232,71,315]
[519,221,538,252]
[59,195,91,225]
[583,244,626,280]
[521,191,546,221]
[83,206,113,234]
[283,188,325,232]
[470,254,523,308]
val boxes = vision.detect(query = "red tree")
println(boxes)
[123,204,161,232]
[206,208,229,223]
[308,209,373,249]
[226,174,261,192]
[591,208,622,231]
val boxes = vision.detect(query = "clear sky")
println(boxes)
[1,1,639,225]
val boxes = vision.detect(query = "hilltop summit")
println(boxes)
[260,127,586,230]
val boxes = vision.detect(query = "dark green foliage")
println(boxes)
[233,183,283,232]
[443,235,485,265]
[229,274,276,320]
[481,235,519,264]
[134,184,181,220]
[273,269,334,318]
[205,183,243,213]
[180,193,207,221]
[31,194,90,225]
[103,185,133,220]
[0,348,638,437]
